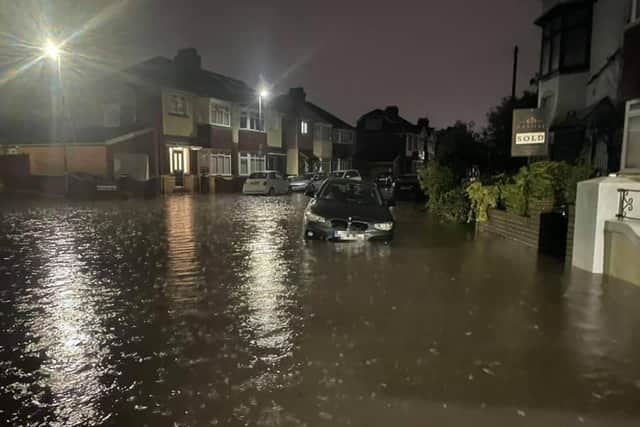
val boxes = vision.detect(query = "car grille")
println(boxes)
[330,219,369,231]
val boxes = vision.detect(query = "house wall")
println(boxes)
[18,145,107,176]
[539,72,590,125]
[266,110,283,149]
[162,88,196,138]
[287,148,299,176]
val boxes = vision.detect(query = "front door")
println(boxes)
[172,149,185,187]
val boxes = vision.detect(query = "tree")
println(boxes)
[482,91,538,174]
[434,121,485,181]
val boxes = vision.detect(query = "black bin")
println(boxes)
[538,211,568,259]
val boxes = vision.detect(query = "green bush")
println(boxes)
[428,187,470,223]
[466,182,499,222]
[417,161,455,200]
[564,161,593,204]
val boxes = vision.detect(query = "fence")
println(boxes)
[617,189,640,220]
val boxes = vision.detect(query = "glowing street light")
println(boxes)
[259,89,270,99]
[43,39,61,61]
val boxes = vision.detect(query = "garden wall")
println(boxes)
[477,209,541,248]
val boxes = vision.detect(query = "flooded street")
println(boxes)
[1,194,640,426]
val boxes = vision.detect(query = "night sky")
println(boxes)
[1,0,542,127]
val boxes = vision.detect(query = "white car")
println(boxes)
[242,171,289,195]
[328,169,362,181]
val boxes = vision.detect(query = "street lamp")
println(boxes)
[258,87,270,130]
[43,39,61,61]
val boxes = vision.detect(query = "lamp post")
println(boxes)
[259,88,269,129]
[43,39,69,193]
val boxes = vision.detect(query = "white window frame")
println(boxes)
[301,120,309,135]
[621,99,640,172]
[169,146,190,174]
[314,123,331,141]
[240,108,264,132]
[209,152,232,176]
[209,101,230,127]
[238,152,267,176]
[335,130,353,144]
[168,93,188,116]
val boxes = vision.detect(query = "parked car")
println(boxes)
[242,171,289,195]
[289,173,315,192]
[303,179,395,242]
[328,169,362,181]
[306,172,328,194]
[392,174,425,202]
[375,172,394,200]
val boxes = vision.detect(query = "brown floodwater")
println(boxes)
[1,194,639,426]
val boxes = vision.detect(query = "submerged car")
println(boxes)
[393,174,426,202]
[328,169,362,181]
[289,173,315,192]
[303,179,395,242]
[242,171,289,195]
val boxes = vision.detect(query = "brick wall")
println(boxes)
[478,209,541,248]
[566,205,575,263]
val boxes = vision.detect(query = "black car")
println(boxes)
[303,179,395,242]
[393,174,426,202]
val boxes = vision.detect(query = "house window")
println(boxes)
[168,93,188,116]
[103,104,120,127]
[240,109,264,131]
[622,100,640,170]
[239,153,266,176]
[335,130,353,144]
[210,102,230,127]
[539,4,592,76]
[169,147,189,174]
[209,152,232,176]
[406,134,418,155]
[314,124,331,140]
[301,120,309,134]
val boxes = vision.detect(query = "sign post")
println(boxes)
[511,108,547,158]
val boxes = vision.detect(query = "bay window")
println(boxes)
[209,102,230,127]
[239,153,266,176]
[538,4,592,77]
[314,124,331,140]
[622,100,640,171]
[240,109,264,131]
[209,152,232,176]
[334,129,353,144]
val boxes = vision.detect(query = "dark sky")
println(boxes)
[2,0,543,128]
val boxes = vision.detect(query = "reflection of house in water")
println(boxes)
[165,196,201,304]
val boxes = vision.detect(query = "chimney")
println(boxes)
[385,106,399,118]
[417,117,430,129]
[174,48,201,73]
[288,87,306,106]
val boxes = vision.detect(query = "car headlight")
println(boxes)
[305,211,329,225]
[374,222,394,231]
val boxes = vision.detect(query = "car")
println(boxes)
[289,173,315,192]
[328,169,362,181]
[375,172,395,200]
[242,171,289,195]
[303,179,395,242]
[392,174,426,202]
[305,172,328,194]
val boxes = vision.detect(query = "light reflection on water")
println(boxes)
[23,217,110,425]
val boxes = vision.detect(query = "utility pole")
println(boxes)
[511,45,519,100]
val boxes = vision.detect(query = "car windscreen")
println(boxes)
[318,182,382,206]
[329,172,343,178]
[249,172,267,179]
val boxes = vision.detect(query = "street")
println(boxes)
[1,194,640,426]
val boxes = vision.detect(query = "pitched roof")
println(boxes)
[357,108,418,133]
[121,56,256,103]
[271,93,353,130]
